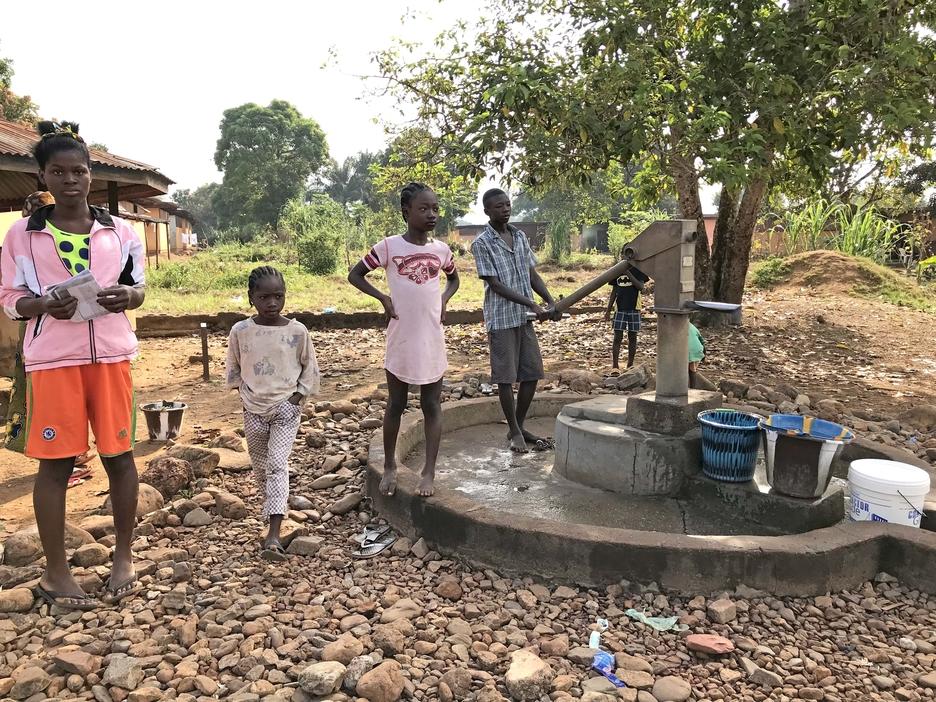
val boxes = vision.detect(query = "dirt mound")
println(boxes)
[775,250,887,294]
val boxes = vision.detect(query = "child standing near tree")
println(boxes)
[603,253,650,369]
[348,182,460,498]
[226,266,320,560]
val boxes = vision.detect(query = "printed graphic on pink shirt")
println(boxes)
[392,253,442,284]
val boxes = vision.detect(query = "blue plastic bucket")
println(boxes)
[697,409,764,482]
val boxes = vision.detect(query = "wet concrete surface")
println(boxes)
[407,418,794,536]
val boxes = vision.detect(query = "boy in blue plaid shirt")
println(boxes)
[471,189,561,453]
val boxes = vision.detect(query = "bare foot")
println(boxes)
[380,465,398,496]
[417,471,435,497]
[508,433,529,453]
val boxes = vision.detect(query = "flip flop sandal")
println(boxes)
[102,575,140,605]
[531,438,556,452]
[261,544,289,562]
[352,532,396,559]
[74,450,97,467]
[35,584,98,611]
[359,523,392,546]
[67,468,92,488]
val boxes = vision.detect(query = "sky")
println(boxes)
[2,1,715,222]
[1,0,501,220]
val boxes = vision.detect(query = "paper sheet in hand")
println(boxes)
[48,269,109,321]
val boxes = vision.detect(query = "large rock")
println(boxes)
[560,369,603,393]
[707,599,737,624]
[102,654,144,690]
[53,650,100,676]
[10,667,50,700]
[3,522,94,566]
[140,456,194,498]
[380,597,422,623]
[287,535,324,556]
[373,625,406,656]
[0,588,35,613]
[164,444,221,478]
[505,649,554,700]
[72,542,110,567]
[342,655,376,693]
[330,400,359,416]
[328,492,363,515]
[103,482,164,518]
[102,653,144,690]
[323,633,364,665]
[900,404,936,431]
[299,661,346,695]
[78,514,115,539]
[608,365,651,392]
[182,507,213,527]
[356,660,404,702]
[685,633,735,654]
[652,676,692,702]
[210,431,247,452]
[213,490,248,519]
[440,668,473,699]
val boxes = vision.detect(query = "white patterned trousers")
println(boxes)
[243,401,301,520]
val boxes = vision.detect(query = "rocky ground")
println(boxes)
[1,275,936,702]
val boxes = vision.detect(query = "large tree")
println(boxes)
[213,100,328,230]
[173,182,221,233]
[369,128,479,235]
[0,46,39,125]
[376,0,936,305]
[318,152,383,210]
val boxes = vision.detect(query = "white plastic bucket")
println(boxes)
[847,459,930,528]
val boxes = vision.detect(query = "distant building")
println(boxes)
[453,221,549,249]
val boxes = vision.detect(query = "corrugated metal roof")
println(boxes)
[0,119,163,173]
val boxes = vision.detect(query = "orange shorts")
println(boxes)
[26,361,135,460]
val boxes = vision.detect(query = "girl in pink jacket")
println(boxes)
[0,122,146,609]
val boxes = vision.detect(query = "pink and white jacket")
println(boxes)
[0,205,144,372]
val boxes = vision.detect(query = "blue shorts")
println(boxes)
[612,310,641,332]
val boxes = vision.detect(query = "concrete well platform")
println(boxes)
[366,396,936,595]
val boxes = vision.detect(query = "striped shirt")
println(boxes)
[471,224,537,331]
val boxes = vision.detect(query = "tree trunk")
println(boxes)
[671,156,712,300]
[714,178,770,303]
[710,187,739,298]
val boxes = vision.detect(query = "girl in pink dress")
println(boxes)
[348,183,460,497]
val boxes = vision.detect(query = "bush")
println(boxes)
[280,196,347,275]
[751,257,791,288]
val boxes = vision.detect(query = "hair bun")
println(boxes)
[36,120,81,137]
[36,120,58,136]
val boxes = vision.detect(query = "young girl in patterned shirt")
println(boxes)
[226,266,320,560]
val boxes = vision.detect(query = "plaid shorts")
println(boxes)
[612,310,641,332]
[489,323,545,384]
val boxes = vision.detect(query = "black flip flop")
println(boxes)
[102,575,140,605]
[35,584,98,611]
[261,543,288,562]
[352,532,396,559]
[360,523,392,546]
[530,438,555,452]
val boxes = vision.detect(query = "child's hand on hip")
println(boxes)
[381,297,398,322]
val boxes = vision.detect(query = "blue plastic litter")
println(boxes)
[759,414,854,442]
[697,409,763,482]
[592,650,627,688]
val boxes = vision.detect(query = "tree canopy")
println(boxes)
[376,0,936,302]
[0,46,38,125]
[213,100,328,230]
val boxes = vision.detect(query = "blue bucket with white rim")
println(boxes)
[697,409,764,482]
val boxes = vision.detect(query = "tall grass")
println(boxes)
[774,198,901,264]
[833,207,899,263]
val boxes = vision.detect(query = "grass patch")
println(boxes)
[750,257,791,288]
[852,260,936,314]
[143,243,605,315]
